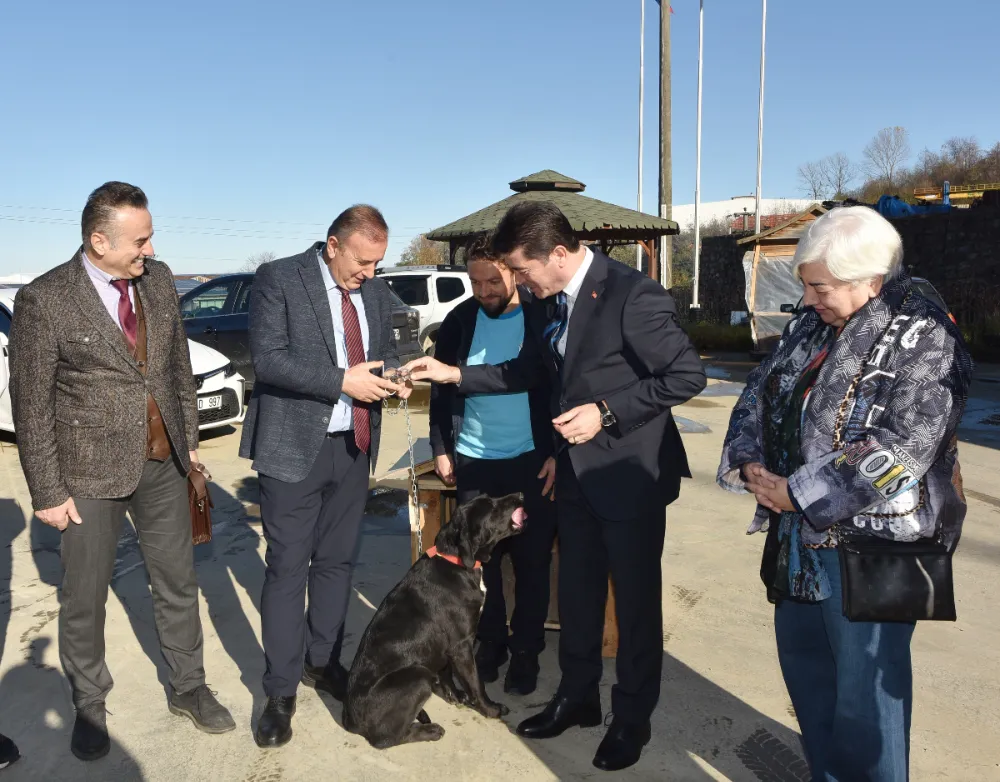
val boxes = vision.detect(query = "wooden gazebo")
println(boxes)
[426,170,679,283]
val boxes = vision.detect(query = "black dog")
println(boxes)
[343,492,527,749]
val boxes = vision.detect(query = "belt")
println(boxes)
[326,430,352,438]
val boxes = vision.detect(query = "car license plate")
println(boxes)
[393,328,401,341]
[198,395,223,411]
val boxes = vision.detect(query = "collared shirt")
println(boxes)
[318,250,370,433]
[82,252,134,331]
[557,245,594,356]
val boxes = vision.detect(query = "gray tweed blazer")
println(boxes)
[9,251,199,510]
[238,243,401,482]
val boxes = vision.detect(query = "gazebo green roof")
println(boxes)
[425,170,679,242]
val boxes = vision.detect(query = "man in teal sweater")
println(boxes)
[428,233,556,696]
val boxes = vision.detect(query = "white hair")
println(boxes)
[792,206,903,284]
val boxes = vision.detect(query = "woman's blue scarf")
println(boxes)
[762,326,835,601]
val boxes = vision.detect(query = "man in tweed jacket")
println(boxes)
[239,205,409,748]
[9,182,234,762]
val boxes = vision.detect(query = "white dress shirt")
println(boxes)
[557,246,594,357]
[82,252,134,330]
[317,251,370,433]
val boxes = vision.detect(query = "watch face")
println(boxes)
[601,411,615,426]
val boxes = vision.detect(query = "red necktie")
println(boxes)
[340,288,370,453]
[111,279,138,350]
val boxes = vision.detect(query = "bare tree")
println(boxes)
[941,136,982,177]
[822,152,857,197]
[797,160,828,200]
[242,251,276,272]
[863,127,911,184]
[978,141,1000,183]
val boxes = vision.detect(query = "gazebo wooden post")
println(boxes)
[637,239,659,284]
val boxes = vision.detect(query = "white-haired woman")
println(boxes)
[718,207,972,781]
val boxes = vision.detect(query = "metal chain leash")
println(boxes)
[383,369,425,555]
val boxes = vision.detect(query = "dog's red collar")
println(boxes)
[425,546,481,570]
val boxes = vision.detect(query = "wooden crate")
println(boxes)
[409,468,619,658]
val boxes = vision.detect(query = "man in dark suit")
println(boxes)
[9,182,235,762]
[407,202,706,771]
[240,205,409,748]
[429,232,556,696]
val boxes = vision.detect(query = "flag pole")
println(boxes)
[691,0,704,309]
[637,0,646,271]
[754,0,767,233]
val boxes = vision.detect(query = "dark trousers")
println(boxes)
[455,450,556,656]
[63,456,204,709]
[258,433,369,697]
[554,453,666,723]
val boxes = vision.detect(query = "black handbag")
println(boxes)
[838,530,956,622]
[831,290,957,623]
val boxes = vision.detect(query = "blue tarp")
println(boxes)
[873,195,952,218]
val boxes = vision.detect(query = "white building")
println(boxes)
[669,196,816,231]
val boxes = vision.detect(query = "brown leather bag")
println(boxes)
[188,467,214,545]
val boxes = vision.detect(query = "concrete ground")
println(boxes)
[1,369,998,781]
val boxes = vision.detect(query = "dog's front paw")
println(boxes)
[482,699,509,719]
[432,680,470,707]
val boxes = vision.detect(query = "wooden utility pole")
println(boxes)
[658,0,672,288]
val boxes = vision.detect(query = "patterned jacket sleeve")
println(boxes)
[717,315,808,494]
[9,286,70,510]
[718,360,768,494]
[788,323,970,531]
[249,262,344,403]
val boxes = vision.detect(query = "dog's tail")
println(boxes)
[416,709,430,725]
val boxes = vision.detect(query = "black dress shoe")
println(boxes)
[254,696,296,748]
[503,652,539,695]
[516,695,602,739]
[474,640,508,684]
[71,703,110,761]
[0,732,21,769]
[302,660,349,701]
[592,716,651,771]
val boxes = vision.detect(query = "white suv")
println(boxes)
[376,265,472,355]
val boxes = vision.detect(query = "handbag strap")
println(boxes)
[831,290,926,521]
[188,466,211,504]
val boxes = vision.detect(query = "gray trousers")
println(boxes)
[258,433,369,697]
[60,456,205,709]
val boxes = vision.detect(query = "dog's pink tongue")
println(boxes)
[512,507,528,528]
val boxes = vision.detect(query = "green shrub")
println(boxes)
[685,323,753,353]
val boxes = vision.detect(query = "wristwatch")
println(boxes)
[598,400,616,428]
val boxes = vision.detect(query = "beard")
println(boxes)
[478,292,515,318]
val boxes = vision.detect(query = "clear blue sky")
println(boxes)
[1,0,998,275]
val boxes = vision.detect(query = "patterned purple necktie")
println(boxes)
[340,288,370,453]
[111,279,137,350]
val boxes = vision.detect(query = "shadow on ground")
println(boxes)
[337,488,809,781]
[0,637,145,781]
